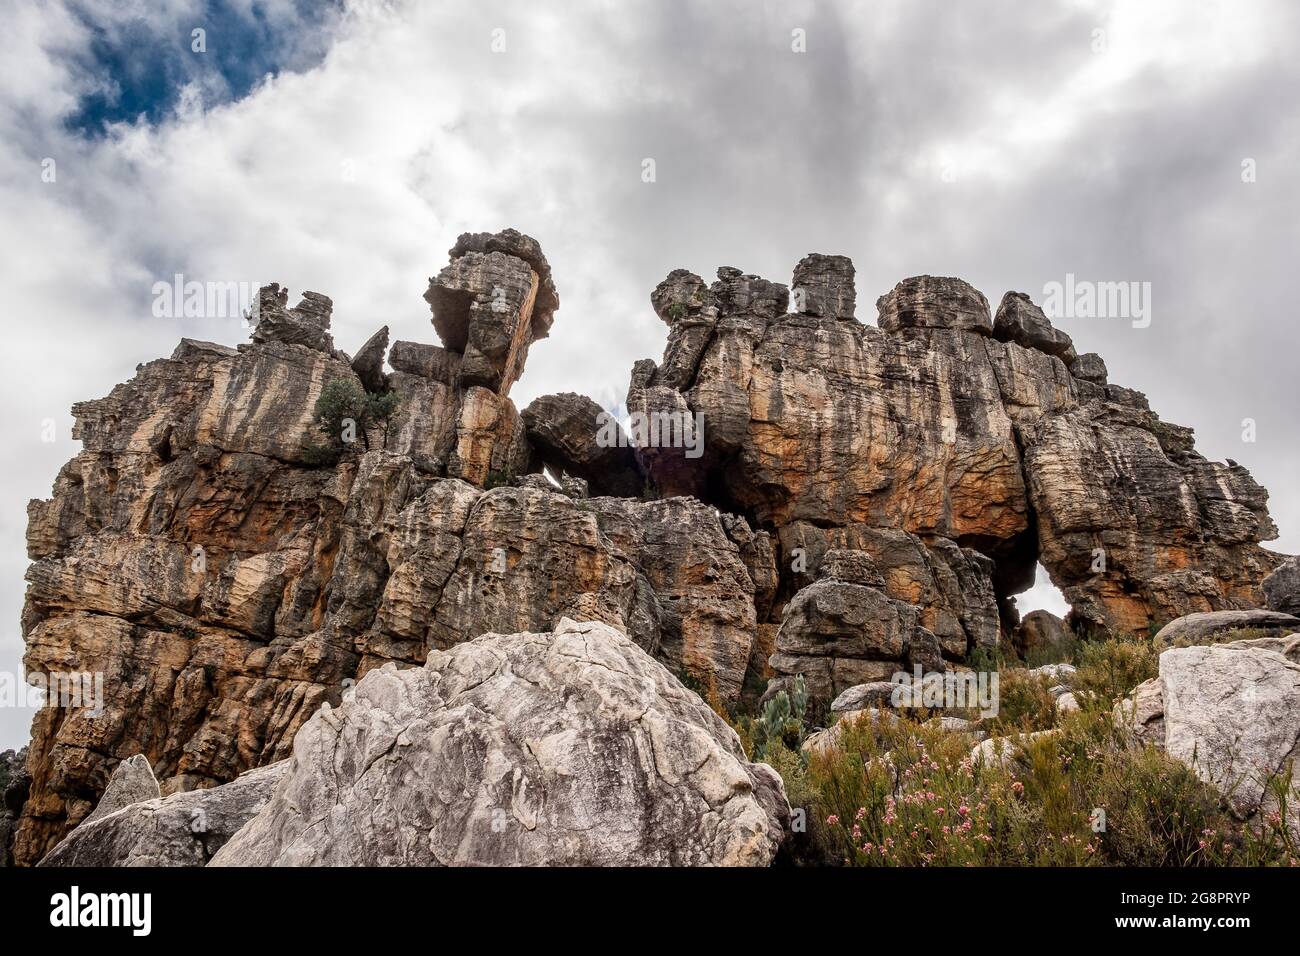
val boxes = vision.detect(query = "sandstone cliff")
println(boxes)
[12,229,1284,864]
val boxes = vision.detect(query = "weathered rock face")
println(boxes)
[39,762,287,867]
[212,619,788,867]
[1263,556,1300,616]
[630,255,1284,646]
[15,234,1290,865]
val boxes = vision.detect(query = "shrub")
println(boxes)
[980,668,1058,736]
[1070,636,1157,708]
[766,704,1298,867]
[302,378,400,465]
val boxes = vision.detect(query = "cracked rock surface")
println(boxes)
[211,619,788,867]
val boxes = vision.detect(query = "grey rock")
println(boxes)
[250,285,336,353]
[1153,609,1300,650]
[39,762,287,867]
[830,681,898,714]
[81,754,160,827]
[792,253,856,320]
[992,291,1076,361]
[388,340,461,384]
[1068,351,1108,384]
[1262,556,1300,616]
[1160,644,1300,834]
[876,275,992,334]
[212,619,788,866]
[350,325,390,393]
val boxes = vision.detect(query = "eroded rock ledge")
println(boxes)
[13,229,1286,864]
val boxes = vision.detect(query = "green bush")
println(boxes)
[767,705,1298,867]
[1071,636,1157,708]
[302,378,400,465]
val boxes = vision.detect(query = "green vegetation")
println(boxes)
[737,632,1296,867]
[302,378,400,466]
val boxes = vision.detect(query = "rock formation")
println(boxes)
[212,619,787,866]
[13,229,1289,864]
[629,258,1282,658]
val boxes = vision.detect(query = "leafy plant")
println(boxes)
[302,378,400,466]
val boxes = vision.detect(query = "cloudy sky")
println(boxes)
[2,0,1297,748]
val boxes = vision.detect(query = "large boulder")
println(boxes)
[39,762,287,867]
[521,392,644,497]
[212,619,788,866]
[1262,556,1300,616]
[1,748,30,867]
[876,275,992,334]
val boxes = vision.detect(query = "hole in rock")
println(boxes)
[1016,563,1070,618]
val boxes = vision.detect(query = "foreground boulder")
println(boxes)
[212,619,788,867]
[39,762,286,867]
[1116,637,1300,836]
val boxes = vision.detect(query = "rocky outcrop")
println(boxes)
[17,437,771,862]
[39,762,287,867]
[629,255,1283,647]
[15,232,1291,865]
[212,619,788,867]
[423,229,557,396]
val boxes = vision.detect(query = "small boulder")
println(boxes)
[993,291,1076,362]
[1068,351,1108,384]
[81,754,160,828]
